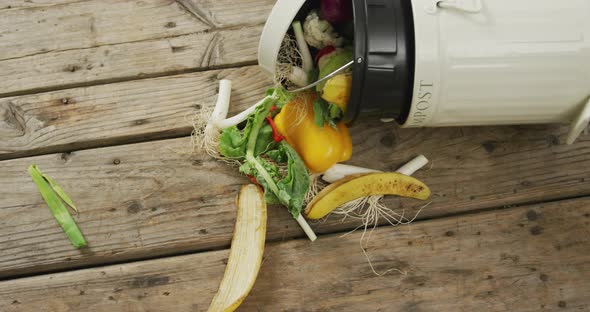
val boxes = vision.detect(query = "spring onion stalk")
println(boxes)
[205,79,271,131]
[396,155,429,176]
[292,21,314,75]
[296,214,317,241]
[205,79,232,132]
[215,97,269,130]
[28,165,87,248]
[322,155,429,183]
[41,174,78,212]
[322,164,380,183]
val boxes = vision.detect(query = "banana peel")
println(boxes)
[208,185,267,312]
[304,172,431,219]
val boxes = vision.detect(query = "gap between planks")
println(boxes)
[1,122,589,279]
[0,196,588,311]
[0,0,275,97]
[0,21,262,64]
[0,64,267,161]
[0,59,258,100]
[0,193,587,283]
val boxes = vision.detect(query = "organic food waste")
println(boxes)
[189,2,434,311]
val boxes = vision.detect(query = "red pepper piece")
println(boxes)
[265,116,285,143]
[246,175,259,185]
[315,45,336,64]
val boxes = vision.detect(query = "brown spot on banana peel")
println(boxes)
[305,172,431,219]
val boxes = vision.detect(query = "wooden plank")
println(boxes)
[1,121,590,278]
[0,25,262,97]
[0,0,274,96]
[0,0,83,10]
[1,198,588,311]
[0,66,269,159]
[0,0,272,59]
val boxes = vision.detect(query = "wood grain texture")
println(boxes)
[1,198,588,311]
[0,0,272,59]
[0,66,269,159]
[1,120,590,278]
[0,0,85,10]
[0,0,273,96]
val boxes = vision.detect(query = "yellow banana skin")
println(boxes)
[305,173,431,220]
[208,185,267,312]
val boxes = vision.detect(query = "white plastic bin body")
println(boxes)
[405,0,590,127]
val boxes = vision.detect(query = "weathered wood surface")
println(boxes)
[0,0,588,310]
[1,119,590,278]
[1,198,588,312]
[0,0,273,96]
[0,0,83,11]
[0,66,269,159]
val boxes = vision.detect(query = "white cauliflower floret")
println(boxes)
[303,11,344,49]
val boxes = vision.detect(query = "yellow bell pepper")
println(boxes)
[320,74,352,112]
[274,93,352,173]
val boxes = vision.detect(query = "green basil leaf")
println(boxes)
[313,98,325,127]
[328,103,343,120]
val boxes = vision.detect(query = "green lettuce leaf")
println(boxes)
[218,126,248,158]
[273,87,295,109]
[266,149,288,163]
[221,88,311,219]
[275,141,310,217]
[240,158,282,205]
[254,123,277,156]
[218,104,277,158]
[316,48,353,91]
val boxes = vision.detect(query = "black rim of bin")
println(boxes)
[346,0,415,124]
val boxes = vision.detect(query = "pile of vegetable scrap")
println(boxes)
[194,0,433,242]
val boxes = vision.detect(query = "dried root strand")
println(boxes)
[337,199,431,276]
[359,220,408,277]
[305,173,325,205]
[275,34,304,88]
[334,197,431,229]
[291,92,312,129]
[190,104,220,158]
[318,155,431,275]
[189,80,240,164]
